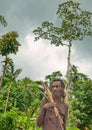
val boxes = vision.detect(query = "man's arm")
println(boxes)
[36,98,47,127]
[37,97,56,127]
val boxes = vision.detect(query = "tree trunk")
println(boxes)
[65,41,71,104]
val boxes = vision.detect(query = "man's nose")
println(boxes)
[53,87,57,90]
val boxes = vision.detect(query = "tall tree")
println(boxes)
[33,0,92,104]
[0,31,20,88]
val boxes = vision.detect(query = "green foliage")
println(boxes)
[0,2,92,129]
[3,59,22,83]
[0,78,43,129]
[57,0,92,40]
[67,125,80,130]
[72,80,92,129]
[0,15,7,27]
[15,78,42,112]
[0,77,42,114]
[0,69,92,129]
[0,31,20,56]
[0,99,4,112]
[33,0,92,45]
[45,71,63,87]
[33,0,92,105]
[0,31,21,88]
[69,65,92,129]
[0,107,20,130]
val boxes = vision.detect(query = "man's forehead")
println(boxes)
[52,81,61,86]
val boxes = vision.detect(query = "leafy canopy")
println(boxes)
[33,0,92,46]
[0,31,20,56]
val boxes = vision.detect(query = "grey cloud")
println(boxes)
[0,0,92,80]
[73,37,92,60]
[0,0,59,35]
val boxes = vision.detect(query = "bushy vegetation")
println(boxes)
[0,69,92,130]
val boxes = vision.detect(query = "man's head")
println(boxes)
[51,78,65,98]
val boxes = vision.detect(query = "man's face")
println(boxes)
[52,81,64,97]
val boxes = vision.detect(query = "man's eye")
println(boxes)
[55,86,59,88]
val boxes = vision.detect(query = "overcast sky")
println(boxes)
[0,0,92,81]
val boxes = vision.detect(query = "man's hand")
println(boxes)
[43,102,56,110]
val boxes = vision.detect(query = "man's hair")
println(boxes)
[52,78,65,88]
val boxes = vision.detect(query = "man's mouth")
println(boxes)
[53,91,60,95]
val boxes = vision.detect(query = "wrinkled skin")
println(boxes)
[37,80,68,130]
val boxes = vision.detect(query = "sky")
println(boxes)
[0,0,92,81]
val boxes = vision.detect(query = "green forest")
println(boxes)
[0,0,92,130]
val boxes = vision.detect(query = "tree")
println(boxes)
[33,0,92,104]
[2,61,22,114]
[0,77,43,130]
[0,31,20,88]
[3,58,22,84]
[70,80,92,130]
[45,71,63,87]
[69,65,92,129]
